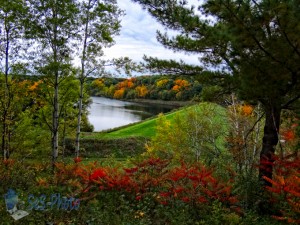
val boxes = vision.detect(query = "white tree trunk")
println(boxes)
[52,73,59,166]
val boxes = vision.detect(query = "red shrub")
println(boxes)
[90,168,107,181]
[54,157,238,212]
[263,154,300,224]
[74,157,82,163]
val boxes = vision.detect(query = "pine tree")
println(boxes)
[131,0,300,184]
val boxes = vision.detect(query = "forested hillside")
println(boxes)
[88,74,203,101]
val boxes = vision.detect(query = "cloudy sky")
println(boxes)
[103,0,201,72]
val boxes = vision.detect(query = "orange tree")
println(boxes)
[135,85,149,98]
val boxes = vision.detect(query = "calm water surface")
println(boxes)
[88,97,176,131]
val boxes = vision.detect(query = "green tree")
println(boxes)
[75,0,123,158]
[27,0,79,167]
[31,75,85,157]
[131,0,300,184]
[0,0,28,159]
[146,103,229,164]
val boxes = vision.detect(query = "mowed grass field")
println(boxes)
[82,102,228,140]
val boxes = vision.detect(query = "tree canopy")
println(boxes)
[131,0,300,183]
[0,0,123,165]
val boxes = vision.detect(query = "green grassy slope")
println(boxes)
[82,102,228,140]
[83,110,181,139]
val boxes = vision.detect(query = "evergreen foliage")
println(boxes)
[131,0,300,183]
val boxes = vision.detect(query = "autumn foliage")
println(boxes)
[263,154,300,224]
[172,79,189,92]
[90,75,201,101]
[135,85,148,98]
[113,88,125,99]
[54,157,239,212]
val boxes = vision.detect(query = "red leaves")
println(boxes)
[106,174,136,192]
[123,167,138,174]
[74,157,82,163]
[135,157,169,170]
[280,120,298,142]
[54,157,238,213]
[153,162,237,207]
[169,167,188,182]
[173,186,184,194]
[181,197,190,203]
[89,168,107,181]
[197,196,208,203]
[159,192,171,197]
[263,155,300,223]
[3,159,15,167]
[135,195,142,201]
[282,130,295,141]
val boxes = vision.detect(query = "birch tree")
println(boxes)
[75,0,122,157]
[27,0,78,167]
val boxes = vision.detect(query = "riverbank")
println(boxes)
[67,104,189,156]
[88,96,192,132]
[126,98,195,107]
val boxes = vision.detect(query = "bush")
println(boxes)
[263,154,300,224]
[52,157,239,224]
[64,137,147,157]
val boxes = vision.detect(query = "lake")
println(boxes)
[88,97,177,131]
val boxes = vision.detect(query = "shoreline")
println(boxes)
[125,98,194,107]
[91,95,194,107]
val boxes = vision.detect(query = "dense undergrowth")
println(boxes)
[1,102,299,224]
[2,156,297,225]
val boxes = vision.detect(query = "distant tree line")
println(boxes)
[89,75,203,101]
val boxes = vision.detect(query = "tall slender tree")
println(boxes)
[0,0,28,160]
[131,0,300,184]
[75,0,123,158]
[27,0,78,166]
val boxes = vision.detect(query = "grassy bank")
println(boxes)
[65,102,228,157]
[127,98,193,107]
[82,108,183,139]
[65,109,183,156]
[65,105,190,156]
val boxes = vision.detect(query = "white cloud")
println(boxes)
[103,0,202,69]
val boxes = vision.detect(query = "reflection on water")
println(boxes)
[88,97,176,131]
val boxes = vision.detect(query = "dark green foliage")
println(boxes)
[64,137,147,158]
[142,56,203,76]
[131,0,300,184]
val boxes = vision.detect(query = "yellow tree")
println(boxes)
[135,85,148,98]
